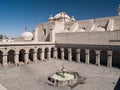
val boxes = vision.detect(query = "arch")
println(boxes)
[0,51,3,65]
[51,47,54,58]
[45,48,49,59]
[89,50,96,64]
[19,49,26,63]
[80,49,85,63]
[112,51,120,68]
[29,49,34,62]
[100,50,107,66]
[37,48,42,60]
[7,50,15,64]
[72,48,76,61]
[57,48,61,59]
[64,48,68,60]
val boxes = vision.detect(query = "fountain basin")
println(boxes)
[52,72,74,81]
[48,71,78,86]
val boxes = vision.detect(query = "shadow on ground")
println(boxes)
[114,77,120,90]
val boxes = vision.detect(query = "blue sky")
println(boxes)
[0,0,120,37]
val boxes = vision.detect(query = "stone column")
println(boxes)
[61,48,64,60]
[3,49,8,67]
[3,54,8,67]
[85,49,90,64]
[95,50,100,66]
[107,51,112,67]
[76,49,80,62]
[41,48,45,61]
[53,48,57,58]
[68,48,72,61]
[47,49,51,59]
[25,51,29,64]
[33,49,37,63]
[14,52,19,66]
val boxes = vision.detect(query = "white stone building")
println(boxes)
[0,5,120,68]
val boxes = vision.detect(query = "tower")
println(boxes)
[118,4,120,15]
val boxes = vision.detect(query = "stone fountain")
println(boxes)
[48,65,86,87]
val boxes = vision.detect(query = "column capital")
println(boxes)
[15,53,19,55]
[76,49,80,53]
[33,47,38,53]
[3,54,8,56]
[85,49,90,54]
[68,48,72,52]
[61,48,64,52]
[107,51,112,56]
[14,49,19,55]
[41,48,45,52]
[54,47,57,51]
[3,49,8,55]
[25,49,29,54]
[25,52,29,54]
[95,50,100,55]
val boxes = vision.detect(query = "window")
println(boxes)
[43,29,46,35]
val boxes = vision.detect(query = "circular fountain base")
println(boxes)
[48,71,80,86]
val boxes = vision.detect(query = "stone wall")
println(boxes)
[33,22,55,42]
[55,30,120,45]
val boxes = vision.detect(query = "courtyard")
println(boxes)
[0,59,119,90]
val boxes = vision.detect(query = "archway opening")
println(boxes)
[8,50,15,64]
[51,47,54,58]
[19,49,25,63]
[112,51,120,68]
[72,48,76,61]
[100,50,107,66]
[45,48,49,59]
[0,51,3,65]
[90,50,96,64]
[64,48,68,60]
[37,48,42,60]
[29,49,34,62]
[57,48,61,59]
[80,49,85,63]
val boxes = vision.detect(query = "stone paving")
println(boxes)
[0,59,119,90]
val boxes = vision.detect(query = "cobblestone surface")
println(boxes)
[0,59,119,90]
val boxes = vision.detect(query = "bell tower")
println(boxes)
[118,4,120,15]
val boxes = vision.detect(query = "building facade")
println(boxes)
[0,5,120,68]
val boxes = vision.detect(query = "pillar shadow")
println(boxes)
[114,77,120,90]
